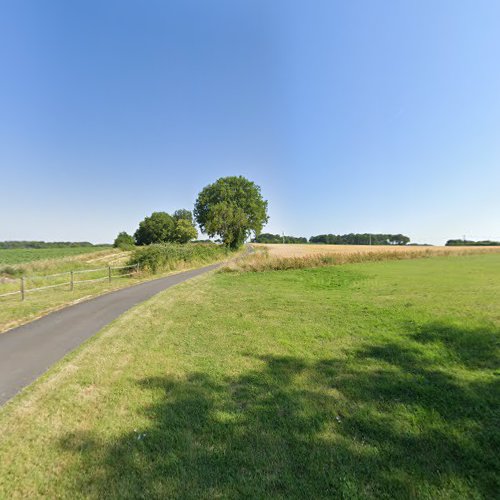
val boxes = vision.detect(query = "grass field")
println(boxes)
[0,248,134,332]
[0,254,498,498]
[0,246,111,266]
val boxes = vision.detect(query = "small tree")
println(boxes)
[134,212,175,245]
[194,176,269,249]
[174,218,198,243]
[113,231,135,249]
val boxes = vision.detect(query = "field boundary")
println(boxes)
[0,264,140,301]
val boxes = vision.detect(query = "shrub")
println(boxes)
[0,266,23,277]
[128,243,229,274]
[113,232,135,249]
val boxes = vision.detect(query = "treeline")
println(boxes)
[253,233,411,245]
[253,233,308,244]
[445,239,500,246]
[0,241,109,249]
[310,233,410,245]
[309,233,410,245]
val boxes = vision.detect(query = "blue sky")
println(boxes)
[1,0,499,245]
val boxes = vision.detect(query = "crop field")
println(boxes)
[0,253,498,498]
[0,246,112,266]
[0,248,134,332]
[256,243,500,258]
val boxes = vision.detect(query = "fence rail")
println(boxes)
[0,264,140,300]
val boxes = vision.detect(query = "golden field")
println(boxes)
[254,243,500,258]
[220,243,500,272]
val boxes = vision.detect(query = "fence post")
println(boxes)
[20,277,25,301]
[108,266,112,283]
[70,271,74,291]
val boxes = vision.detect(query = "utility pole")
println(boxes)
[369,234,372,246]
[282,231,285,244]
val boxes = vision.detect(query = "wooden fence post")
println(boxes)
[70,271,74,291]
[108,266,112,283]
[20,277,25,301]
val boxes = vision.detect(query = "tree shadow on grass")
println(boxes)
[59,323,499,499]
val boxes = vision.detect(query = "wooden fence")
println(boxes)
[0,264,139,301]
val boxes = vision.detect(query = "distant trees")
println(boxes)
[309,233,411,245]
[194,176,269,249]
[445,239,500,246]
[113,232,135,249]
[0,241,101,249]
[134,210,197,245]
[253,233,307,244]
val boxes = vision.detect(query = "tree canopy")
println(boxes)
[446,239,500,246]
[174,219,198,244]
[134,212,175,245]
[309,233,411,245]
[113,231,135,249]
[253,233,308,244]
[194,176,269,249]
[134,210,197,245]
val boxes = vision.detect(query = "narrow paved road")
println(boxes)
[0,263,219,406]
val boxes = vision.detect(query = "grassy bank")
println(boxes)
[0,254,498,498]
[0,244,230,333]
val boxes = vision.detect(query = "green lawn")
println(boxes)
[0,246,111,265]
[0,254,498,498]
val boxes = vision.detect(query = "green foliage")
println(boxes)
[0,247,110,266]
[253,233,308,244]
[173,209,194,224]
[134,212,175,245]
[128,243,228,274]
[0,241,101,249]
[194,176,269,249]
[309,233,411,245]
[1,255,498,498]
[134,210,198,245]
[446,239,500,246]
[113,232,135,249]
[173,219,198,244]
[0,266,23,277]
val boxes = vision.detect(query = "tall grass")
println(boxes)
[222,246,500,272]
[128,243,229,274]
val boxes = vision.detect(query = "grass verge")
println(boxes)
[0,244,233,333]
[0,254,498,498]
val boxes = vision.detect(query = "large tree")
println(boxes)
[134,212,175,245]
[194,176,269,249]
[173,209,194,224]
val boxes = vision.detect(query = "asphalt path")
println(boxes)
[0,263,220,406]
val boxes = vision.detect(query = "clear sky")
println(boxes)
[1,0,499,245]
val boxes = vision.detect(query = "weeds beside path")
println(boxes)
[0,244,236,334]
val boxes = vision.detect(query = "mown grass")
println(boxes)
[0,246,110,266]
[0,254,498,498]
